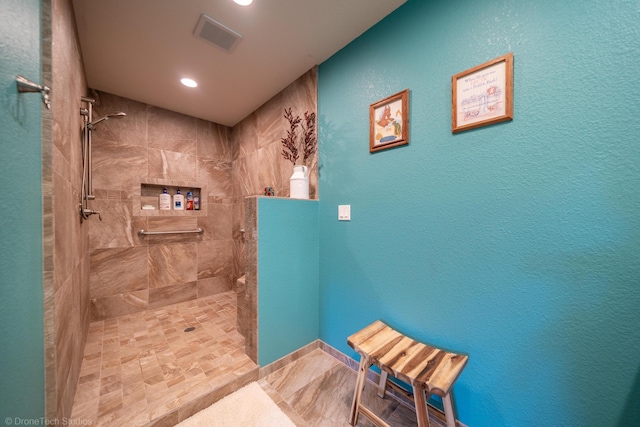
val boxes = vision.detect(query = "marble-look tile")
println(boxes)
[52,144,71,182]
[90,246,149,298]
[258,143,285,195]
[256,92,283,149]
[197,202,232,240]
[148,148,197,182]
[197,157,232,197]
[386,404,422,427]
[148,282,198,309]
[43,268,57,421]
[73,292,259,427]
[233,113,258,160]
[91,91,149,147]
[197,276,232,297]
[53,170,75,292]
[88,197,147,249]
[69,379,100,425]
[148,106,196,154]
[257,379,310,427]
[149,137,197,157]
[232,197,245,239]
[197,240,234,280]
[232,151,261,197]
[263,348,340,400]
[92,142,148,191]
[90,289,149,322]
[81,67,318,326]
[55,272,82,420]
[196,119,232,161]
[232,238,244,280]
[285,363,361,426]
[148,243,198,288]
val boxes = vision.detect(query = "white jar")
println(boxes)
[290,165,309,199]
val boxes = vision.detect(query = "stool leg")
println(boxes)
[349,354,371,425]
[377,370,388,398]
[443,392,456,427]
[412,385,431,427]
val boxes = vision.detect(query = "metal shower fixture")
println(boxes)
[87,111,126,129]
[79,97,126,221]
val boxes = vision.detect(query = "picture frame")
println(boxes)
[370,89,409,153]
[452,52,513,133]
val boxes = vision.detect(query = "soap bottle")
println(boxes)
[186,191,194,210]
[173,189,184,210]
[159,187,171,210]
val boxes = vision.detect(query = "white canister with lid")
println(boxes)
[290,165,309,199]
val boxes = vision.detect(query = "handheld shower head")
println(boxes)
[87,112,126,129]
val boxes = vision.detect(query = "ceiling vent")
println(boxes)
[193,14,243,53]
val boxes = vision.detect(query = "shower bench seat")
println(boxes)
[347,320,468,427]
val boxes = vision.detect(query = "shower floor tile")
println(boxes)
[69,291,258,427]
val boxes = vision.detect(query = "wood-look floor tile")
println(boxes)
[70,291,257,427]
[264,348,341,399]
[97,389,123,418]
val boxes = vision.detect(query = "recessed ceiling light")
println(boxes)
[181,78,198,88]
[234,0,253,6]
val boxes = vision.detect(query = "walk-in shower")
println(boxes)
[79,97,125,221]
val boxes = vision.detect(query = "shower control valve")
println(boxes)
[81,208,103,221]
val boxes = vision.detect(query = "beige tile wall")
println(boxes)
[231,68,318,281]
[50,0,91,420]
[87,67,317,324]
[87,91,236,321]
[232,69,318,361]
[48,0,317,417]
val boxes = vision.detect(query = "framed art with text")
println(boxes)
[452,52,513,133]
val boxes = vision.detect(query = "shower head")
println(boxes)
[87,112,126,129]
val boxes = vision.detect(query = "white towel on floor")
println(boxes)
[175,382,296,427]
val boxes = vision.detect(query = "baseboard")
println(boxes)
[258,339,321,378]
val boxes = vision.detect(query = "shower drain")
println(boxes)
[184,327,196,332]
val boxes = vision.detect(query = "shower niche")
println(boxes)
[134,179,206,216]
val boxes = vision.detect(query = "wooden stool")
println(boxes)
[347,320,468,427]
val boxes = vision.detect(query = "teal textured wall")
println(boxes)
[258,198,319,365]
[0,0,45,420]
[317,0,640,426]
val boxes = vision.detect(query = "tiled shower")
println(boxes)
[49,0,316,422]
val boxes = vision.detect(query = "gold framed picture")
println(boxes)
[370,89,409,153]
[452,53,513,133]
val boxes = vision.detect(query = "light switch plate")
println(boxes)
[338,205,351,221]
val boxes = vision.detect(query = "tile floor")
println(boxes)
[70,291,258,426]
[70,291,445,427]
[259,348,445,427]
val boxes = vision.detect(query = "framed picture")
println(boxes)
[370,89,409,153]
[452,52,513,133]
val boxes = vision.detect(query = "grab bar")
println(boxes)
[138,228,204,236]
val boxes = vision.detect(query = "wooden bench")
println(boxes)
[347,320,468,427]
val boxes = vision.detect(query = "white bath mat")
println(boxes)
[175,382,296,427]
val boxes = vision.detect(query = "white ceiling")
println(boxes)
[72,0,407,127]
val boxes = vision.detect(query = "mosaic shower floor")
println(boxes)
[69,291,258,426]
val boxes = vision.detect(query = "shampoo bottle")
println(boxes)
[173,189,184,210]
[186,191,194,210]
[159,187,171,210]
